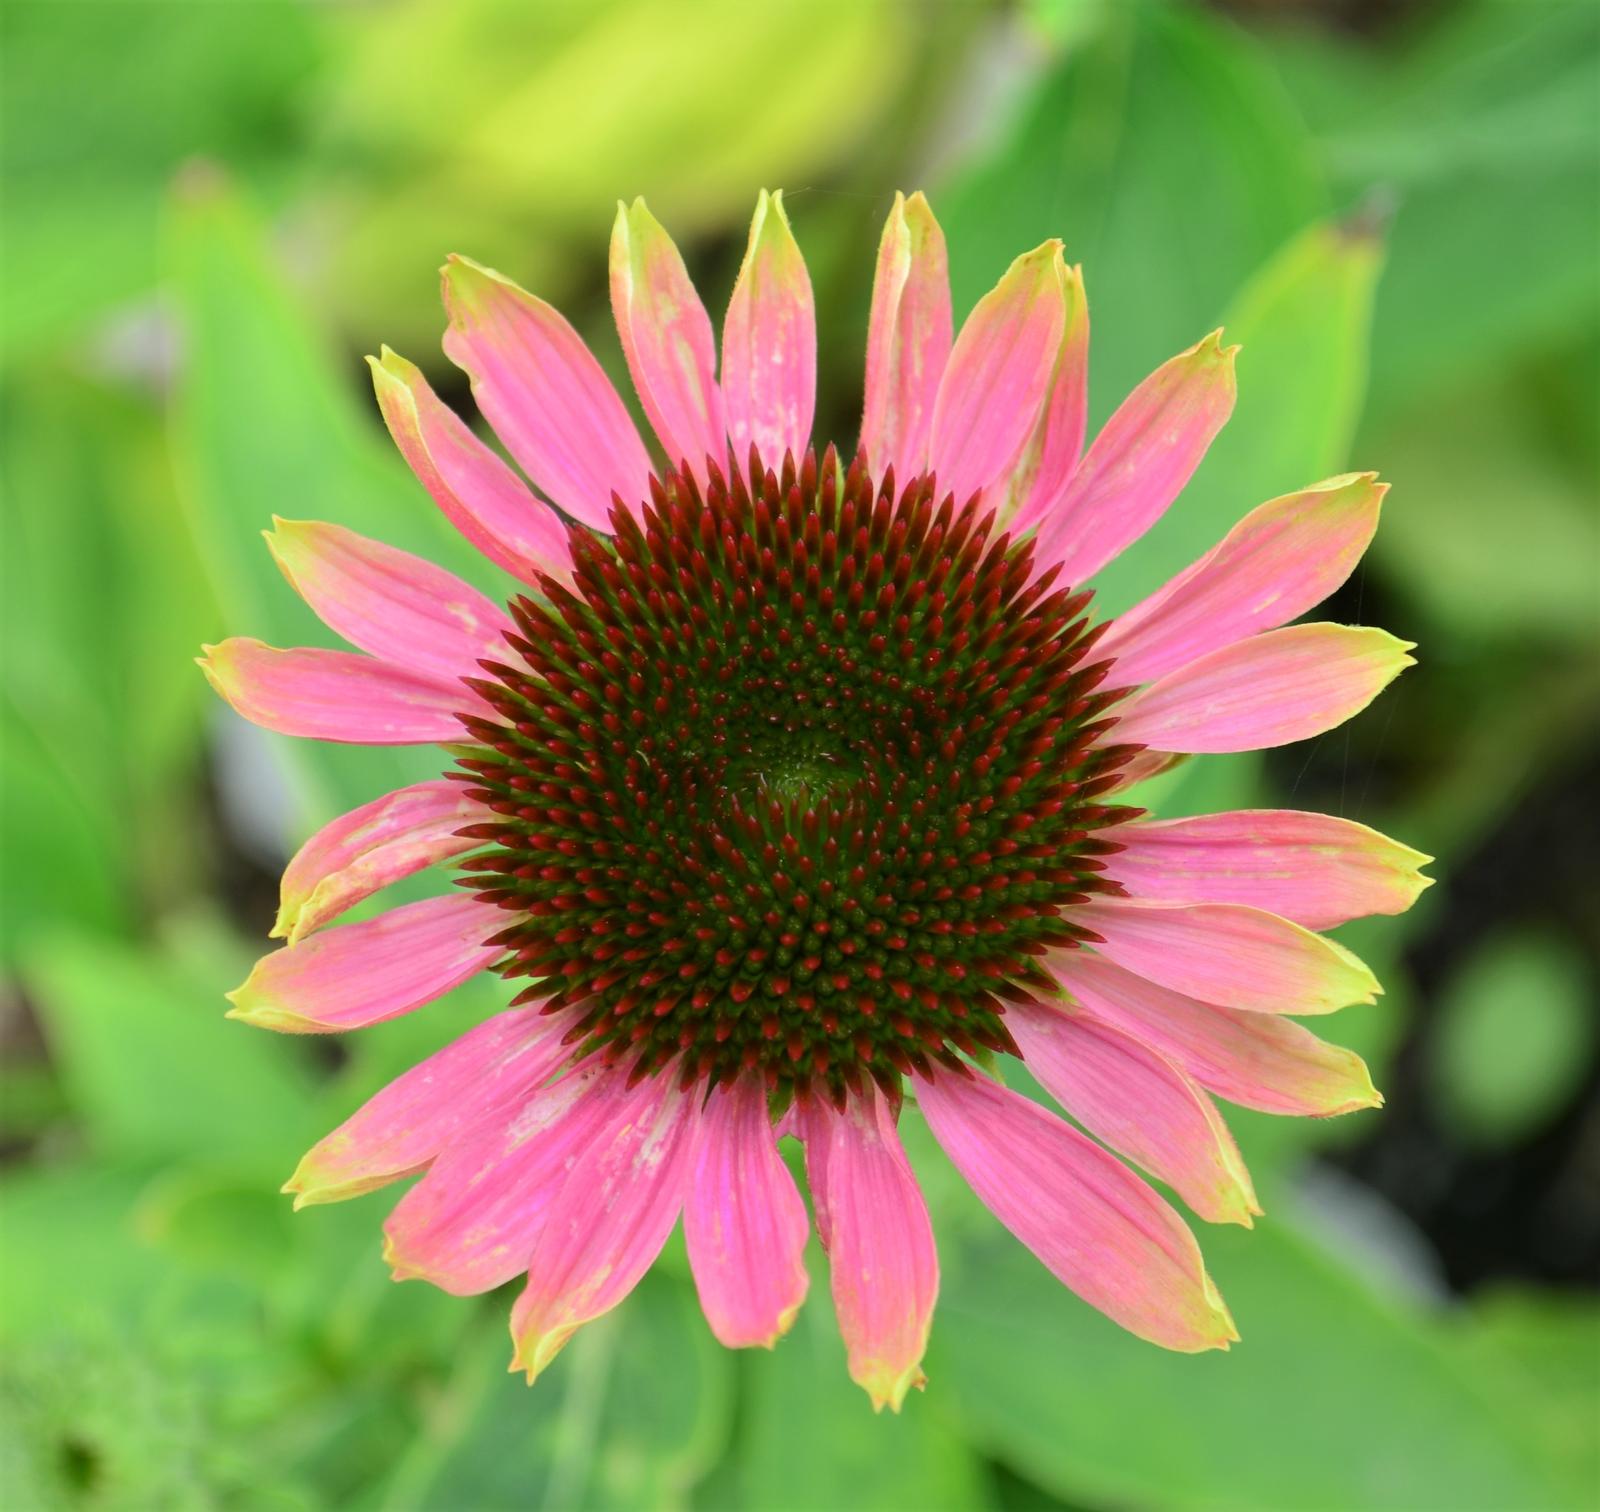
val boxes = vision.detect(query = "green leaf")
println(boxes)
[937,1215,1576,1510]
[1433,929,1594,1143]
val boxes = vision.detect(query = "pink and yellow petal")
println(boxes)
[273,779,483,944]
[684,1078,810,1349]
[226,893,502,1033]
[722,190,816,468]
[265,517,512,687]
[1100,473,1385,686]
[1031,332,1237,586]
[1052,953,1381,1117]
[1071,897,1380,1015]
[927,241,1068,507]
[1102,809,1433,932]
[197,638,473,745]
[368,347,572,586]
[1010,1001,1259,1226]
[610,197,726,480]
[442,255,652,530]
[283,1005,572,1207]
[1112,623,1415,754]
[509,1074,700,1382]
[800,1089,938,1412]
[859,191,952,484]
[916,1069,1237,1352]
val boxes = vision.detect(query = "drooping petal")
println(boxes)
[998,262,1090,533]
[225,893,502,1033]
[1010,1001,1259,1226]
[916,1068,1236,1352]
[1102,809,1433,932]
[927,241,1067,507]
[1052,952,1381,1117]
[684,1078,810,1349]
[1030,333,1238,586]
[273,780,484,945]
[283,1006,572,1207]
[1112,623,1415,753]
[442,255,653,529]
[383,1062,606,1295]
[721,189,816,468]
[800,1089,938,1412]
[1070,897,1380,1015]
[1099,473,1386,686]
[266,517,513,686]
[859,191,952,484]
[610,197,726,480]
[368,348,572,586]
[198,638,473,745]
[509,1072,700,1382]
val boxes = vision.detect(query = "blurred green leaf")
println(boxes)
[1433,929,1594,1144]
[937,1216,1577,1511]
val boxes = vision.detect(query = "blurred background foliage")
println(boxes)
[1,0,1596,1507]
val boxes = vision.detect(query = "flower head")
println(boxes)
[201,189,1427,1409]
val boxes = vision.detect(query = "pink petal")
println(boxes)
[927,242,1067,507]
[383,1062,607,1296]
[684,1078,810,1349]
[1099,473,1386,686]
[799,1089,938,1412]
[225,893,501,1033]
[1052,952,1381,1117]
[1031,333,1238,587]
[916,1068,1236,1352]
[1112,623,1415,753]
[284,1005,573,1208]
[273,779,484,945]
[1102,809,1433,932]
[509,1072,699,1381]
[999,262,1091,534]
[266,517,513,686]
[442,256,653,529]
[1070,897,1380,1015]
[610,197,726,481]
[721,190,816,468]
[197,638,473,745]
[1010,1001,1259,1227]
[368,348,572,587]
[859,191,952,484]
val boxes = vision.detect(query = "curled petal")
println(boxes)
[273,780,484,945]
[1112,623,1415,754]
[1100,473,1386,686]
[1102,809,1432,932]
[1010,1002,1259,1227]
[800,1088,938,1412]
[684,1078,810,1349]
[1070,897,1380,1015]
[284,1006,573,1208]
[859,190,952,483]
[384,1063,606,1296]
[510,1073,700,1382]
[1052,952,1381,1117]
[1032,333,1237,586]
[999,262,1090,533]
[368,348,571,586]
[442,255,652,529]
[610,197,726,481]
[927,241,1067,507]
[225,894,501,1033]
[722,189,816,468]
[198,638,473,745]
[266,517,512,686]
[917,1068,1236,1352]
